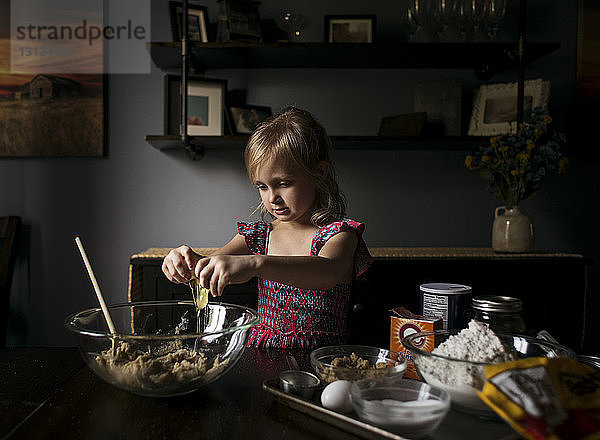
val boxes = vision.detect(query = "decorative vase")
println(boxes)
[492,206,535,253]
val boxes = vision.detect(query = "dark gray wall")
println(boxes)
[3,0,598,349]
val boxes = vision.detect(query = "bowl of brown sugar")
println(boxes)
[310,345,407,384]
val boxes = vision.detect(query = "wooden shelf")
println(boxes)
[145,40,559,158]
[145,134,488,152]
[147,41,560,71]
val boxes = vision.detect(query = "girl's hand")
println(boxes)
[162,245,202,284]
[195,255,256,297]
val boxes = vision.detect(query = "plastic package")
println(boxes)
[478,357,600,440]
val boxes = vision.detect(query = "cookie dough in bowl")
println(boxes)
[65,300,259,397]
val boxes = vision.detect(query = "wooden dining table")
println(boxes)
[1,346,520,440]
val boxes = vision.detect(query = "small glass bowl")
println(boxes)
[350,378,450,437]
[310,345,406,384]
[65,300,259,397]
[402,329,576,416]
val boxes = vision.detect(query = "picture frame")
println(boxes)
[324,15,376,43]
[169,1,209,42]
[229,105,272,134]
[165,75,226,136]
[468,78,550,136]
[0,73,105,157]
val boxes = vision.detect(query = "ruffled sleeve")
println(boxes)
[311,219,373,280]
[237,221,270,255]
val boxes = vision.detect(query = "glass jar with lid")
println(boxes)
[470,295,526,333]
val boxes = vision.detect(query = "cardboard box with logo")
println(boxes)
[390,307,443,379]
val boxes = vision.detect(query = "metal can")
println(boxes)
[419,283,472,330]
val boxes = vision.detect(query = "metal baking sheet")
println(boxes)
[262,378,520,440]
[263,378,403,440]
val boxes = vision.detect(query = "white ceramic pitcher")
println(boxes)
[492,206,535,252]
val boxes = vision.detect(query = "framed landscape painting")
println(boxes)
[0,1,104,157]
[0,73,105,157]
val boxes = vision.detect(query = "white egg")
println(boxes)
[321,380,353,413]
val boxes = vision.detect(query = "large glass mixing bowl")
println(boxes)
[65,300,259,397]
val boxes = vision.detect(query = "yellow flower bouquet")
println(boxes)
[465,108,568,207]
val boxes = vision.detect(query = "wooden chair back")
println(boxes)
[0,216,21,347]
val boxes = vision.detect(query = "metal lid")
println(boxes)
[419,283,472,295]
[472,296,522,313]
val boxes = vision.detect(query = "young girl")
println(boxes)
[162,107,372,348]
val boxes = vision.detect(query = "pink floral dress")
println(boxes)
[237,219,373,349]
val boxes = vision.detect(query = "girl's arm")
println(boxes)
[196,231,358,296]
[161,234,248,284]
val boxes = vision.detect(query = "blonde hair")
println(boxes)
[244,106,346,227]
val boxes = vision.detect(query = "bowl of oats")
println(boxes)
[65,300,259,397]
[402,320,576,416]
[310,345,407,384]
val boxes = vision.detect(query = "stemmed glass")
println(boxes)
[453,0,486,41]
[405,0,424,42]
[429,0,453,40]
[483,0,507,41]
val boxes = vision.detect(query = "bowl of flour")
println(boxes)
[401,320,576,417]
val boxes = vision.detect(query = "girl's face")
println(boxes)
[253,156,317,225]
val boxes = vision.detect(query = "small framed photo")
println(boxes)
[165,75,226,136]
[468,78,550,136]
[229,105,272,134]
[169,1,209,42]
[324,15,376,43]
